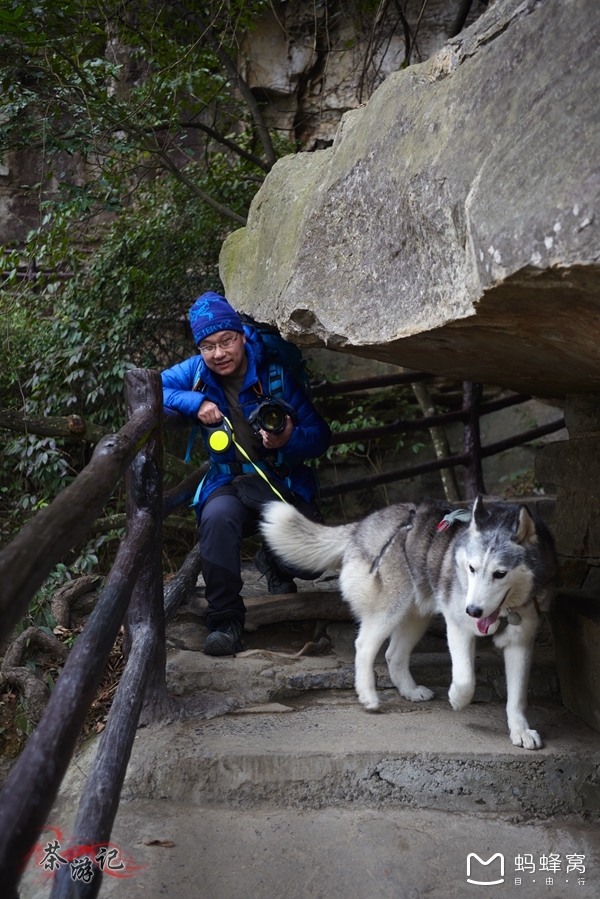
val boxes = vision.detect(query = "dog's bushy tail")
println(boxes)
[260,502,356,572]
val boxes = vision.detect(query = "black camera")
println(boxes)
[247,397,297,434]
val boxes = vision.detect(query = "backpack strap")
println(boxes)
[184,360,206,464]
[251,364,284,399]
[192,359,205,393]
[267,361,285,398]
[185,424,199,465]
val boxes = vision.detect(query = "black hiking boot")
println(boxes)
[254,546,297,595]
[204,618,243,657]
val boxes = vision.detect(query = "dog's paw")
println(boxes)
[402,685,434,702]
[358,695,381,712]
[448,682,474,711]
[510,728,543,750]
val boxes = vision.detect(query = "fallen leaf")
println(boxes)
[96,721,105,733]
[144,840,174,848]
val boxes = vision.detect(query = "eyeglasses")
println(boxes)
[198,333,239,355]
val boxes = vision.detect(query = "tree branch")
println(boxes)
[449,0,474,38]
[47,47,249,225]
[1,626,70,723]
[391,0,413,65]
[411,381,461,502]
[0,410,192,481]
[171,3,277,170]
[152,120,270,173]
[151,145,248,225]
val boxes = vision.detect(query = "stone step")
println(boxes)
[19,684,599,899]
[17,568,586,899]
[20,799,600,899]
[18,608,597,899]
[115,699,599,818]
[165,618,562,706]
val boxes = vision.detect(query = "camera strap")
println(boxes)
[191,414,290,507]
[222,415,289,504]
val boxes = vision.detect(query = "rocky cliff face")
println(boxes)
[1,1,485,245]
[240,0,484,148]
[221,0,600,399]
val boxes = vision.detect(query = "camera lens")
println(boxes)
[260,405,285,433]
[248,397,295,435]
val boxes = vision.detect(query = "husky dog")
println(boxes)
[261,497,558,750]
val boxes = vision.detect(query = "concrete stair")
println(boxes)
[18,567,600,899]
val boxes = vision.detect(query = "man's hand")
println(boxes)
[197,400,223,425]
[260,416,294,450]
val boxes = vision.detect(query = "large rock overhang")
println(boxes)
[220,0,600,399]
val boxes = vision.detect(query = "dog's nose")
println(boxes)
[466,605,483,618]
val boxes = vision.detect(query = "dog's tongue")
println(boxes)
[477,609,501,635]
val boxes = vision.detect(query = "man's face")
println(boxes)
[199,330,247,378]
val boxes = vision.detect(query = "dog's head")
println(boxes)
[455,496,538,635]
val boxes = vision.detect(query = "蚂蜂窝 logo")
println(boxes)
[467,853,505,885]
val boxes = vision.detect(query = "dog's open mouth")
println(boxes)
[476,590,510,635]
[477,609,500,635]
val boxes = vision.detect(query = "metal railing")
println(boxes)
[311,375,564,499]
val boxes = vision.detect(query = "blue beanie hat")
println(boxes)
[189,292,244,345]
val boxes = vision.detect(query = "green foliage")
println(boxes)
[0,0,404,563]
[0,174,230,547]
[317,390,425,464]
[15,701,36,739]
[325,403,379,460]
[0,0,276,226]
[0,1,284,552]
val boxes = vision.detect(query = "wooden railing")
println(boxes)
[0,368,565,896]
[0,371,204,898]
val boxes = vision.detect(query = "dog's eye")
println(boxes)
[493,570,507,579]
[468,564,475,574]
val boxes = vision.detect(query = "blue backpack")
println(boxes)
[239,315,312,399]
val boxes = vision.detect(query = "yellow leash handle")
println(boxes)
[223,416,289,505]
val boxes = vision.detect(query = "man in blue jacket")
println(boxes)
[162,292,331,657]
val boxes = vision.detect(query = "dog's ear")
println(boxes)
[515,505,538,545]
[470,494,489,532]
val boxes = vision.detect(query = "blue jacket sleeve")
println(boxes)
[161,356,206,420]
[279,376,331,459]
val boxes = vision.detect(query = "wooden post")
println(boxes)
[49,370,167,899]
[122,369,172,722]
[462,381,486,499]
[164,542,202,624]
[0,514,151,898]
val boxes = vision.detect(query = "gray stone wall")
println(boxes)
[536,398,600,730]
